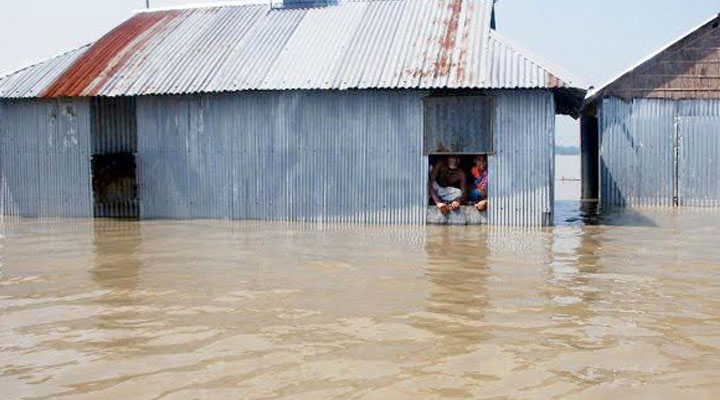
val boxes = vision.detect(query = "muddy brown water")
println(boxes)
[2,201,720,399]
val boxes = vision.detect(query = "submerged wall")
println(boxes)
[490,91,555,226]
[136,90,555,226]
[0,90,556,226]
[0,98,92,217]
[599,97,720,208]
[136,91,428,223]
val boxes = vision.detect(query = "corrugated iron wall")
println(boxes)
[136,90,555,226]
[136,91,428,223]
[0,98,92,217]
[599,97,720,208]
[137,95,231,219]
[678,100,720,207]
[91,97,136,154]
[599,98,676,207]
[488,91,555,227]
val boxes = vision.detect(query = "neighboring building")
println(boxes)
[0,0,584,226]
[584,14,720,208]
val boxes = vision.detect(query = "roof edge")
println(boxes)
[489,30,588,91]
[0,44,91,82]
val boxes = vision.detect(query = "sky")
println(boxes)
[1,0,719,145]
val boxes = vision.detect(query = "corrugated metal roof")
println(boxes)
[0,46,90,99]
[487,31,584,90]
[0,0,581,99]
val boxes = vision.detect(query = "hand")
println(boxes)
[436,202,449,214]
[475,200,488,211]
[451,201,461,210]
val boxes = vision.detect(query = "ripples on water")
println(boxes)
[2,201,720,399]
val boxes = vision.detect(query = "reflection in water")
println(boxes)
[1,207,720,399]
[92,220,142,293]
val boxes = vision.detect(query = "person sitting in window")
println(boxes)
[470,155,488,211]
[429,155,466,214]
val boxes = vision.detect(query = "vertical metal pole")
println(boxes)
[673,116,680,207]
[146,0,150,9]
[581,115,599,201]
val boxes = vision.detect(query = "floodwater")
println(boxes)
[3,189,720,398]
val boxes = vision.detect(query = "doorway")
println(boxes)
[90,98,139,218]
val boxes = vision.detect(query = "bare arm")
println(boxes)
[429,163,442,205]
[458,170,467,204]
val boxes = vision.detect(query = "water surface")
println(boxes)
[2,203,720,399]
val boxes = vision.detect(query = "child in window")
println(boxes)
[470,155,488,211]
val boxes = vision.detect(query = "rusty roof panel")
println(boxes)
[0,0,582,99]
[0,46,89,98]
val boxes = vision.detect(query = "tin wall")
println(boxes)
[488,91,555,227]
[599,98,676,207]
[136,90,555,226]
[136,91,427,223]
[677,100,720,207]
[0,98,92,217]
[599,98,720,208]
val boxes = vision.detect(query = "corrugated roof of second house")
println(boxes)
[0,0,583,98]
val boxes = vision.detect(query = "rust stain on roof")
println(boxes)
[404,0,468,81]
[455,6,474,84]
[42,11,181,98]
[434,0,462,78]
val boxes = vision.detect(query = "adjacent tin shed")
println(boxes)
[584,14,720,208]
[0,0,584,226]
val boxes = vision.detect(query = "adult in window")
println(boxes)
[429,155,466,215]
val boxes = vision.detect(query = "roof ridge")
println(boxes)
[133,0,428,14]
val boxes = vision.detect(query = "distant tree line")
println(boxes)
[555,145,580,155]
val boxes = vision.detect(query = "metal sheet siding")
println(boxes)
[599,98,634,207]
[677,100,720,207]
[488,91,555,227]
[91,98,137,154]
[631,99,676,207]
[136,91,427,224]
[137,96,233,219]
[677,116,720,207]
[0,0,580,99]
[599,98,675,207]
[599,98,720,209]
[423,96,493,154]
[0,98,92,217]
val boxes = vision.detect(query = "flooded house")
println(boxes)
[0,0,585,226]
[583,14,720,208]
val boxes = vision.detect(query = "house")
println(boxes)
[583,14,720,208]
[0,0,585,226]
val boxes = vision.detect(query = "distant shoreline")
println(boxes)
[556,146,580,156]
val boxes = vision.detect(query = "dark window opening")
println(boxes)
[428,154,489,208]
[92,153,139,218]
